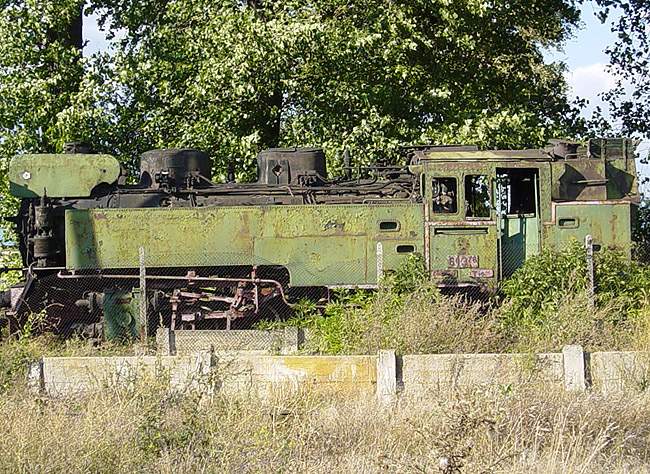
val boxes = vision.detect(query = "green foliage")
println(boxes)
[264,254,504,355]
[0,249,21,291]
[0,1,85,239]
[0,337,39,393]
[38,0,586,179]
[271,244,650,355]
[592,0,650,140]
[382,253,429,295]
[503,241,650,319]
[499,241,650,351]
[632,200,650,262]
[501,240,588,323]
[0,312,57,392]
[0,0,594,244]
[0,0,84,154]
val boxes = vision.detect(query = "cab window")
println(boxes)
[432,177,457,214]
[496,169,538,216]
[465,175,491,218]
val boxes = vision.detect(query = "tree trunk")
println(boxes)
[261,87,283,148]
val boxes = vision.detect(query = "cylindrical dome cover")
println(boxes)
[257,148,327,185]
[140,149,212,188]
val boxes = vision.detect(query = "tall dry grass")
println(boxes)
[297,285,650,356]
[1,380,650,473]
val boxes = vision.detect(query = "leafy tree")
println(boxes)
[2,0,591,184]
[66,0,587,178]
[0,0,84,261]
[0,0,84,155]
[593,0,650,138]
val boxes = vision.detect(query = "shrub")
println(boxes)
[271,255,505,355]
[499,241,650,352]
[280,243,650,355]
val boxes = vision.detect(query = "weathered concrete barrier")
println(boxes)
[400,352,564,395]
[29,353,212,396]
[214,354,376,396]
[589,351,650,393]
[27,345,650,399]
[30,352,376,397]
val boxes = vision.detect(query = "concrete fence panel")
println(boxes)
[589,351,650,393]
[35,353,211,396]
[213,354,377,397]
[399,352,564,397]
[28,346,650,399]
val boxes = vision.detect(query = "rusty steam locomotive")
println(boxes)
[0,139,639,338]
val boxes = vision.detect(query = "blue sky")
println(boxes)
[549,4,650,188]
[545,3,622,124]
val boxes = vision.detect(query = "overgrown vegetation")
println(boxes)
[1,381,649,473]
[265,243,650,355]
[500,241,650,351]
[0,313,140,393]
[0,243,649,472]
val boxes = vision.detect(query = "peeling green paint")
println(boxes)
[9,154,121,198]
[65,204,424,287]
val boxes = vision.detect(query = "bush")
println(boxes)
[499,241,650,352]
[276,244,650,355]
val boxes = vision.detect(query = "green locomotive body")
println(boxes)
[1,139,639,335]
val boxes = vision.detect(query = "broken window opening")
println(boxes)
[432,177,457,214]
[464,175,491,218]
[496,169,538,216]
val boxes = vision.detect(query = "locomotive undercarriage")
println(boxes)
[4,265,316,338]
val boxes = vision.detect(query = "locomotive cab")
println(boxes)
[413,138,639,287]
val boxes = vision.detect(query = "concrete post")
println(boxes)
[563,345,587,392]
[195,350,213,376]
[196,350,216,396]
[156,327,176,355]
[377,350,397,404]
[27,359,44,394]
[281,327,299,355]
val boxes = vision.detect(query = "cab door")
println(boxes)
[495,168,541,278]
[425,166,499,286]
